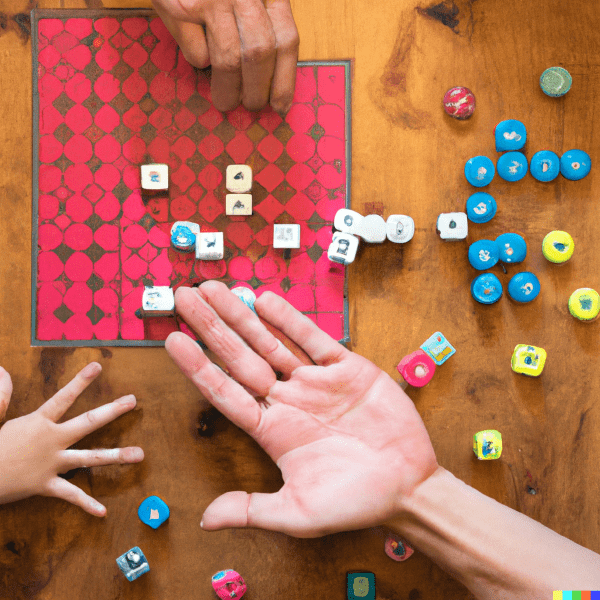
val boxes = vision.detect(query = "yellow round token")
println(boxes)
[542,230,574,263]
[569,288,600,321]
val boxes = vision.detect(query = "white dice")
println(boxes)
[386,215,415,243]
[142,286,175,317]
[334,209,364,235]
[141,164,168,190]
[328,232,359,265]
[226,165,252,193]
[196,232,224,260]
[356,214,386,243]
[273,224,300,249]
[437,212,468,240]
[226,194,252,216]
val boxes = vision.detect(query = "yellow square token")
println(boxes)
[473,430,502,460]
[511,344,547,376]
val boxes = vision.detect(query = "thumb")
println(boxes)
[0,367,13,422]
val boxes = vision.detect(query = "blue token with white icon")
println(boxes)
[560,149,591,180]
[530,150,560,182]
[138,495,170,529]
[497,152,528,182]
[466,192,497,223]
[496,232,527,263]
[465,156,495,187]
[171,225,196,252]
[508,272,541,303]
[495,119,526,152]
[231,286,257,313]
[471,273,503,304]
[468,239,500,270]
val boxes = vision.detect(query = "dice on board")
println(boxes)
[421,331,455,365]
[386,215,415,243]
[226,165,252,193]
[273,224,300,249]
[347,573,376,600]
[196,232,224,260]
[211,569,247,600]
[436,212,468,240]
[473,430,502,460]
[138,495,170,529]
[226,194,252,216]
[334,208,364,235]
[356,214,386,243]
[327,232,359,265]
[384,533,415,562]
[116,546,150,582]
[141,164,168,190]
[511,344,547,376]
[142,286,175,317]
[397,350,436,387]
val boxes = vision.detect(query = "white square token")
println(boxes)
[273,224,300,249]
[142,286,175,317]
[226,165,252,193]
[226,194,253,216]
[327,232,359,265]
[436,212,468,240]
[356,214,386,243]
[141,164,169,190]
[386,215,415,243]
[170,221,200,236]
[196,232,224,260]
[334,209,364,235]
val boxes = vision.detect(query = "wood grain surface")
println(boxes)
[1,0,599,599]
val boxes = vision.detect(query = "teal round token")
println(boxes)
[540,67,572,97]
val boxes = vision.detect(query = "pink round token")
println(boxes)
[396,350,436,387]
[443,86,476,119]
[385,533,414,562]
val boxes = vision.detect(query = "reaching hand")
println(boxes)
[166,281,438,538]
[152,0,299,113]
[0,363,144,516]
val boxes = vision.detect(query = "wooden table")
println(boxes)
[1,0,599,598]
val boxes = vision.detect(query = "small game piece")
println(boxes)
[385,215,414,243]
[396,350,436,387]
[231,286,257,313]
[466,192,497,224]
[497,151,528,182]
[141,164,168,191]
[226,194,252,216]
[171,221,200,237]
[560,149,591,180]
[334,208,364,236]
[442,86,476,119]
[420,331,455,365]
[211,569,247,600]
[226,165,252,193]
[171,224,197,253]
[384,533,414,562]
[464,156,495,187]
[196,232,224,260]
[356,214,386,243]
[436,212,468,240]
[511,344,547,376]
[473,430,502,460]
[142,286,175,317]
[530,150,560,182]
[496,232,527,264]
[540,66,572,97]
[471,273,503,304]
[568,288,600,321]
[494,119,526,152]
[542,230,574,263]
[116,547,150,582]
[508,272,541,303]
[347,573,375,600]
[468,239,500,271]
[328,232,359,265]
[273,224,301,249]
[138,495,170,529]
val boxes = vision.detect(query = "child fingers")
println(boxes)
[60,446,144,470]
[0,367,13,422]
[43,477,106,517]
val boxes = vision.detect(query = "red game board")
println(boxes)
[32,9,350,346]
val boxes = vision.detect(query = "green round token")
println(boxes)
[540,67,572,97]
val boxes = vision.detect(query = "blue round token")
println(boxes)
[496,232,527,263]
[471,273,503,304]
[508,272,541,303]
[465,156,495,187]
[497,152,528,182]
[530,150,560,182]
[171,225,196,252]
[495,119,526,152]
[466,192,497,223]
[468,239,500,270]
[560,149,591,180]
[138,495,170,529]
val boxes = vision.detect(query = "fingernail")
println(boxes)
[92,500,105,515]
[200,519,204,528]
[81,363,101,378]
[115,394,136,407]
[129,447,144,461]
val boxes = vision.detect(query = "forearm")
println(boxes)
[386,466,600,600]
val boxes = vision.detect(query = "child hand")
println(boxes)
[0,363,144,516]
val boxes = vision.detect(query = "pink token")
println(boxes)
[211,569,247,600]
[396,350,435,387]
[385,533,414,562]
[443,86,476,119]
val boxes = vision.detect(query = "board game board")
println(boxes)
[31,9,351,346]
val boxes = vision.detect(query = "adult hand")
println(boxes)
[165,282,438,538]
[0,363,143,516]
[152,0,299,114]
